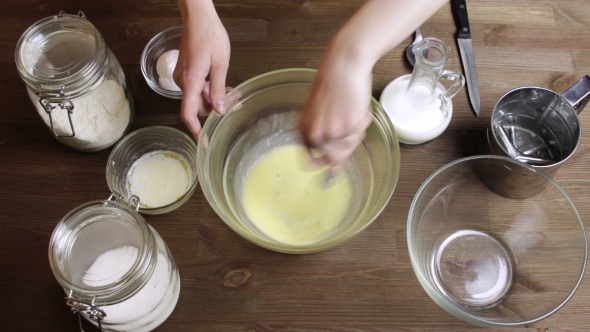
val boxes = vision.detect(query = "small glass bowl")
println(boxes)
[141,27,183,99]
[106,126,198,215]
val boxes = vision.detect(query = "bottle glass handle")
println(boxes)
[440,71,465,102]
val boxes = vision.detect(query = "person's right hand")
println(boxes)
[174,0,231,141]
[298,43,373,170]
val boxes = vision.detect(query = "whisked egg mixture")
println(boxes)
[242,144,352,245]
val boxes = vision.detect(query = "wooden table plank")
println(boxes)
[1,0,590,331]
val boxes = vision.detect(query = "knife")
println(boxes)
[452,0,481,116]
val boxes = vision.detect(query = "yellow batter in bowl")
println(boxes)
[242,144,352,246]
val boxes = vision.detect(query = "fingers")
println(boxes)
[302,108,372,168]
[180,73,208,141]
[305,109,371,147]
[202,81,211,104]
[203,83,237,114]
[180,98,202,141]
[200,82,213,115]
[309,130,366,169]
[226,88,243,111]
[209,58,230,115]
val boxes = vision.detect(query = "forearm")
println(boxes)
[329,0,448,70]
[177,0,217,24]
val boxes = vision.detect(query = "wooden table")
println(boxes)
[2,0,590,331]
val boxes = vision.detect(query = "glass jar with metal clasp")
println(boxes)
[15,11,134,152]
[48,193,180,332]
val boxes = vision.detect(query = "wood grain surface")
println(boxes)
[1,0,590,331]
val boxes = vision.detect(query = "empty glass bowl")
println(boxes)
[408,155,587,327]
[106,126,198,215]
[197,68,400,254]
[141,27,182,99]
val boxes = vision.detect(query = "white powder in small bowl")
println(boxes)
[156,50,181,91]
[126,150,193,208]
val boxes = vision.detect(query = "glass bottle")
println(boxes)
[409,37,464,117]
[15,11,134,152]
[380,37,465,146]
[48,193,180,332]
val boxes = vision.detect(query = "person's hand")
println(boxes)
[299,0,449,168]
[174,0,231,141]
[299,43,373,169]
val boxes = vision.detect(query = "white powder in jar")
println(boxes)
[28,79,131,152]
[127,150,193,208]
[83,245,180,332]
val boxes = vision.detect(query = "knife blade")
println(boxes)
[452,0,481,116]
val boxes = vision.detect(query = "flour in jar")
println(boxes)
[28,79,131,152]
[83,245,180,332]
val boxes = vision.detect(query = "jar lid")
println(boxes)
[49,193,156,305]
[15,11,107,96]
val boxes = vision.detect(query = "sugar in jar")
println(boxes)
[15,11,134,152]
[48,193,180,331]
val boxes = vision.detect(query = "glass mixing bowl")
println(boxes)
[197,68,400,254]
[408,155,587,327]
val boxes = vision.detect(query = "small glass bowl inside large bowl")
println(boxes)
[408,155,587,327]
[197,68,400,254]
[107,126,198,215]
[141,26,182,99]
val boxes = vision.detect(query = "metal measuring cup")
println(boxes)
[480,75,590,198]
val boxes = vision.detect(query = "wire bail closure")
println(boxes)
[128,195,141,211]
[108,192,141,211]
[65,290,106,332]
[37,86,76,138]
[59,10,87,19]
[35,10,86,139]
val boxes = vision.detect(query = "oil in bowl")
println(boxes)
[107,126,198,215]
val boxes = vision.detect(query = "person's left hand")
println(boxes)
[173,1,231,141]
[299,44,373,169]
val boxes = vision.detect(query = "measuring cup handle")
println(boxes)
[561,75,590,115]
[440,70,465,102]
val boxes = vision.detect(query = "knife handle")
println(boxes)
[452,0,471,39]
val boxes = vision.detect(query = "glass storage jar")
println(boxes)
[15,11,134,152]
[48,193,180,332]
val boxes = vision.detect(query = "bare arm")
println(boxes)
[174,0,231,140]
[334,0,448,67]
[300,0,448,167]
